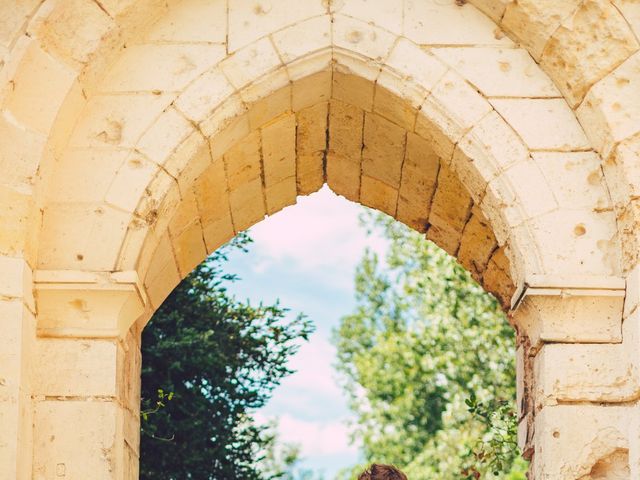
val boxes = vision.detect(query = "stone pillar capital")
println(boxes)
[511,274,625,349]
[34,270,147,338]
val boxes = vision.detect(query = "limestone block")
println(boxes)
[106,153,159,214]
[327,100,363,201]
[70,93,173,149]
[39,203,132,271]
[534,151,611,211]
[334,0,402,33]
[501,159,558,219]
[30,0,116,68]
[362,113,406,189]
[332,14,396,64]
[285,49,332,82]
[0,256,31,301]
[272,15,331,64]
[534,343,635,407]
[170,220,207,276]
[419,70,493,160]
[34,339,117,397]
[384,39,448,101]
[143,233,180,309]
[200,94,247,138]
[577,52,640,159]
[396,133,440,233]
[224,131,262,190]
[491,98,590,151]
[261,114,296,187]
[360,176,398,218]
[48,148,125,204]
[167,190,199,238]
[540,0,639,107]
[145,0,227,43]
[515,289,624,346]
[502,0,582,60]
[132,107,192,169]
[458,209,497,279]
[34,270,146,337]
[527,208,619,276]
[227,0,324,52]
[228,177,266,232]
[116,219,149,272]
[3,41,76,135]
[265,177,297,216]
[372,83,419,131]
[296,102,327,195]
[332,72,374,112]
[220,37,282,89]
[613,0,640,40]
[432,46,560,98]
[483,247,515,306]
[0,0,40,50]
[606,136,640,209]
[0,113,45,189]
[201,216,235,254]
[404,0,513,46]
[534,405,629,479]
[33,400,123,479]
[427,164,472,255]
[0,185,31,257]
[175,67,236,124]
[134,169,178,231]
[0,299,26,390]
[247,82,291,130]
[174,136,212,194]
[208,114,251,159]
[292,71,331,112]
[194,160,231,227]
[98,44,226,93]
[467,0,513,23]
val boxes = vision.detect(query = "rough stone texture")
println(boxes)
[1,0,640,478]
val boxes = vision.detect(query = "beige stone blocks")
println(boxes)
[220,37,282,89]
[577,51,640,159]
[362,113,406,189]
[262,114,297,215]
[540,0,639,107]
[145,0,227,44]
[404,0,512,46]
[272,15,332,64]
[296,102,327,195]
[33,400,123,479]
[98,43,226,93]
[502,0,582,60]
[432,46,560,98]
[34,339,118,397]
[458,209,497,281]
[533,405,629,479]
[396,133,439,233]
[515,289,624,347]
[227,0,324,52]
[327,100,364,202]
[427,164,472,256]
[491,98,590,151]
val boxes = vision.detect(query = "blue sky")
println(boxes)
[223,186,389,479]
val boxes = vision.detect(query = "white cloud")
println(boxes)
[248,186,389,289]
[255,412,360,457]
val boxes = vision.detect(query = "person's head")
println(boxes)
[357,464,408,480]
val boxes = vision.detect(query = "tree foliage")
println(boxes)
[140,233,314,479]
[334,212,527,479]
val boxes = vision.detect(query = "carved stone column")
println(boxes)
[512,275,633,479]
[31,271,147,479]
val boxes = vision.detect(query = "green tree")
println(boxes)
[334,212,527,479]
[140,233,314,479]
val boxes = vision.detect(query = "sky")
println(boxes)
[223,186,389,479]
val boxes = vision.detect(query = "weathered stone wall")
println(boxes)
[0,0,639,478]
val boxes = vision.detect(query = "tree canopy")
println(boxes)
[333,212,527,479]
[139,233,314,479]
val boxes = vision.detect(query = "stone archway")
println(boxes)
[0,1,639,478]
